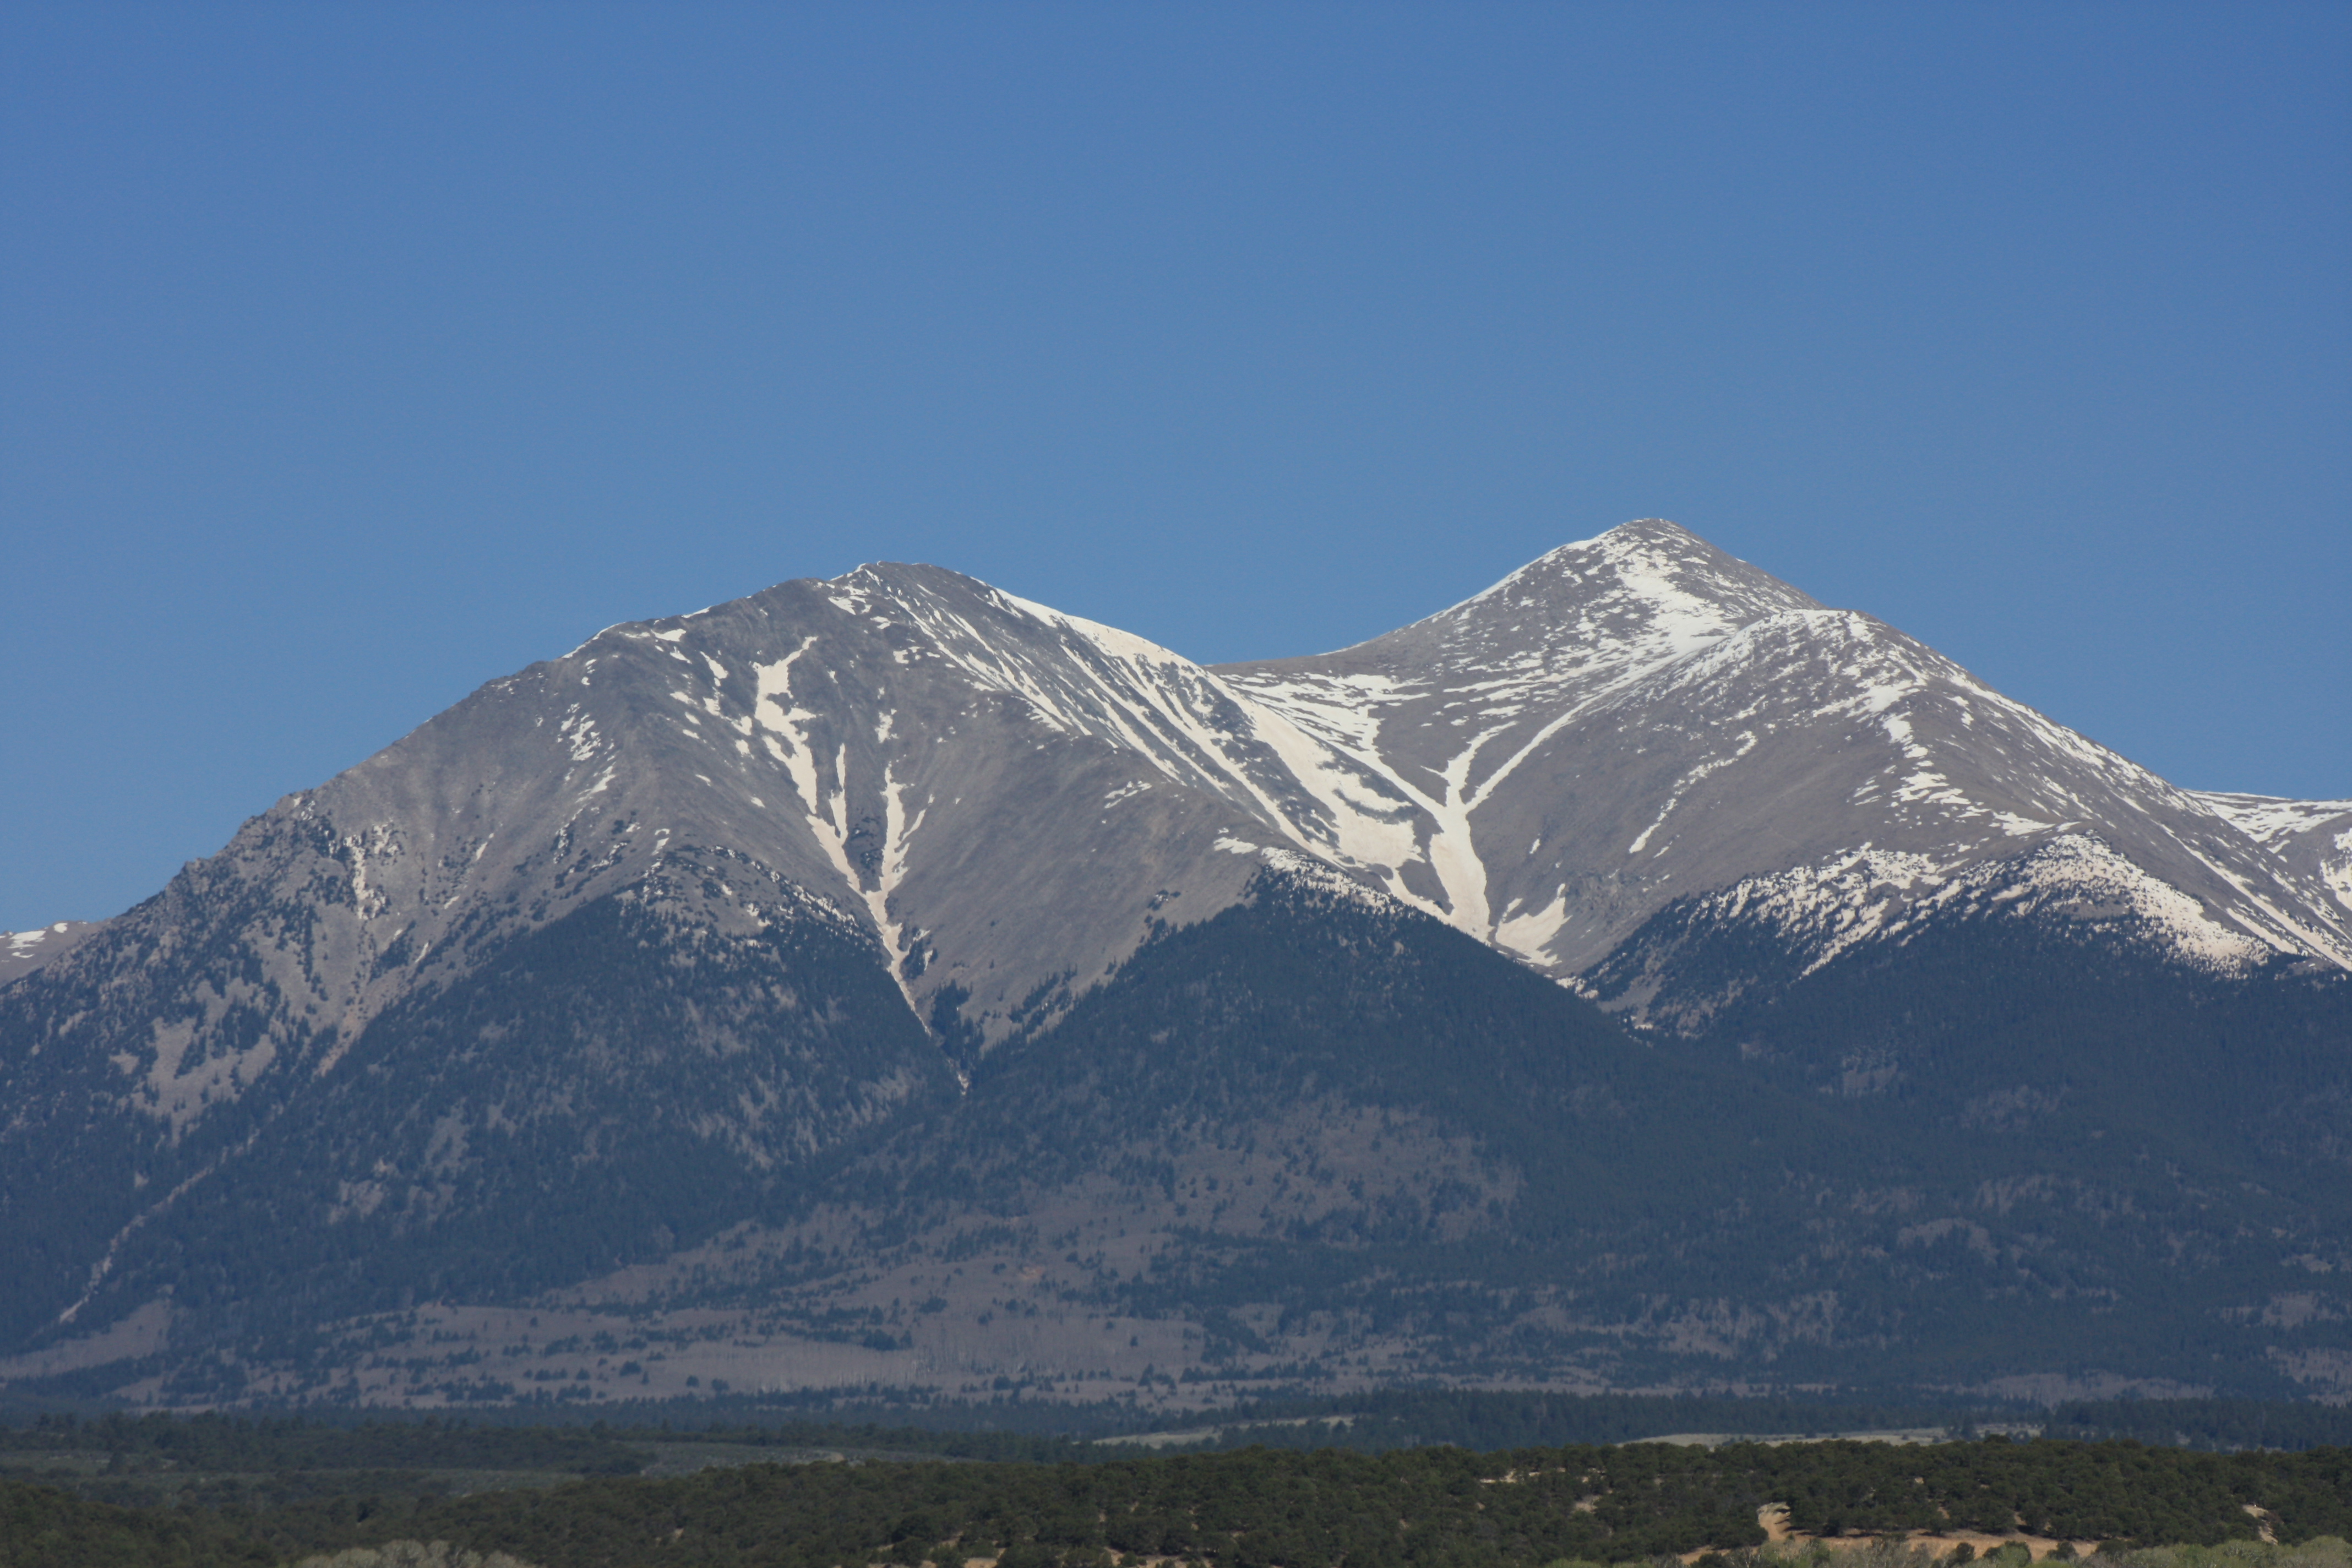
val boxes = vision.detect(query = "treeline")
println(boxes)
[5,1438,2351,1568]
[2044,1402,2352,1455]
[667,1420,1096,1464]
[0,1412,647,1476]
[1189,1391,1988,1453]
[0,1409,1098,1479]
[1752,1438,2349,1541]
[1190,1392,2352,1456]
[9,1393,2350,1488]
[1,1478,274,1567]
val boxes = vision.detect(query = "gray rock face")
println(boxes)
[2194,792,2352,921]
[1220,519,2352,1010]
[7,520,2346,1170]
[0,922,97,988]
[1,569,1287,1152]
[4,518,2348,1394]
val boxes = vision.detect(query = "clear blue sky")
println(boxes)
[4,3,2347,932]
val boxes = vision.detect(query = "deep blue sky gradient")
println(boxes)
[4,3,2348,930]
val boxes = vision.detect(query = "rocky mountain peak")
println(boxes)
[1275,519,1821,691]
[4,518,2349,1407]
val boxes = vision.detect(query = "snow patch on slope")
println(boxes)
[2195,792,2352,846]
[2,922,95,988]
[1662,834,2277,997]
[1494,889,1571,963]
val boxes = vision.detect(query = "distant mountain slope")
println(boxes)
[807,872,2351,1396]
[2195,792,2352,920]
[1220,520,2351,996]
[0,922,97,988]
[1,519,2345,1403]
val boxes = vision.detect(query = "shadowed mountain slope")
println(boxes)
[2,520,2345,1403]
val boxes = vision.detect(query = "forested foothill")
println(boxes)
[1140,1393,2352,1456]
[4,1404,2351,1568]
[9,1390,2352,1487]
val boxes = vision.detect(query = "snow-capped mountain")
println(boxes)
[1219,520,2352,1001]
[2192,792,2352,921]
[0,922,97,989]
[590,518,2352,1025]
[8,520,2339,1067]
[4,518,2348,1402]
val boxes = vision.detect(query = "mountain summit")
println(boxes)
[3,520,2347,1407]
[1228,520,2350,999]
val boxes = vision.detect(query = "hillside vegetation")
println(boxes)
[2,1435,2348,1568]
